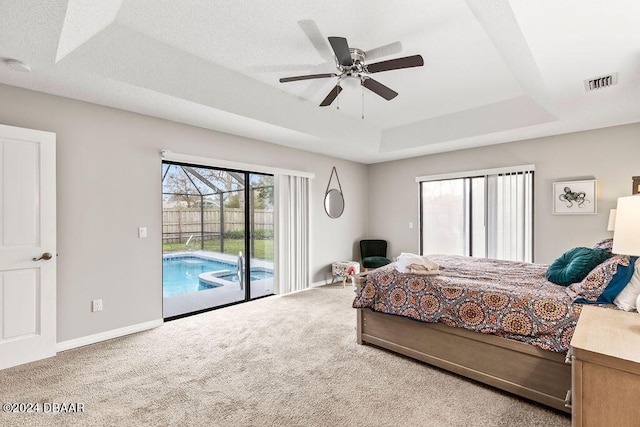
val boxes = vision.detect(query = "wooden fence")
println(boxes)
[163,208,273,243]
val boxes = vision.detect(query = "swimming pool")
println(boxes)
[163,256,273,297]
[217,271,274,282]
[163,256,233,297]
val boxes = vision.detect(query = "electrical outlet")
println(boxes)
[92,299,103,312]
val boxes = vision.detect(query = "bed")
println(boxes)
[353,254,584,413]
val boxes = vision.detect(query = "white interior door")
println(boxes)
[0,124,56,369]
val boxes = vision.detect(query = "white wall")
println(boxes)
[368,123,640,264]
[4,80,638,345]
[0,84,368,343]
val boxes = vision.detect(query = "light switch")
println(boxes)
[138,227,148,238]
[409,222,414,229]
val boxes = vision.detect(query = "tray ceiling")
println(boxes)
[2,0,640,163]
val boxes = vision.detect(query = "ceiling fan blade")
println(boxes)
[298,20,332,58]
[366,54,424,73]
[362,78,398,101]
[279,73,336,83]
[364,41,403,61]
[319,85,343,106]
[328,36,352,67]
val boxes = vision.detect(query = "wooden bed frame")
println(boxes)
[354,275,572,413]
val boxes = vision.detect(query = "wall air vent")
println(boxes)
[584,73,618,91]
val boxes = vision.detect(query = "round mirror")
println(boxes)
[324,189,344,218]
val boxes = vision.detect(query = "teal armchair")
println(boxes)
[360,239,392,270]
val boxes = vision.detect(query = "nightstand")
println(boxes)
[570,305,640,426]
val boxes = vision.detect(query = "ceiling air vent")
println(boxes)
[584,73,618,91]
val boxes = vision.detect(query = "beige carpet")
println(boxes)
[0,285,570,427]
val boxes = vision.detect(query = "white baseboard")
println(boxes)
[274,281,329,297]
[312,279,357,288]
[56,319,163,352]
[310,280,328,288]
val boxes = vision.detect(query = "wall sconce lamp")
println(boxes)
[633,176,640,195]
[607,209,616,231]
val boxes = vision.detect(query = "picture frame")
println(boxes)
[553,179,597,215]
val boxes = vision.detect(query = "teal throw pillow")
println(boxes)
[546,247,612,286]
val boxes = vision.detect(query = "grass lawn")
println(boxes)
[163,238,274,261]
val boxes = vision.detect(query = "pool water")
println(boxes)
[218,271,274,282]
[163,256,273,297]
[163,257,234,297]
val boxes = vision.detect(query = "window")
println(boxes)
[419,166,534,262]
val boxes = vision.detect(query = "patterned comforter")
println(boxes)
[352,255,582,353]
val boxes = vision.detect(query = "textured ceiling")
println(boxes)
[1,0,640,163]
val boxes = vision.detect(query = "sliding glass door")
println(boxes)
[421,178,468,256]
[420,177,485,257]
[420,169,533,262]
[162,162,274,319]
[248,173,275,299]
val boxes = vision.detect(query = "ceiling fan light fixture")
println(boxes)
[280,35,423,107]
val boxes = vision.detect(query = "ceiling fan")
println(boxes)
[279,36,424,107]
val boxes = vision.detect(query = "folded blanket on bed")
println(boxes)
[396,252,440,274]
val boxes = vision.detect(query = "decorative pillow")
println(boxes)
[592,238,614,253]
[576,256,638,305]
[546,247,612,286]
[614,258,640,311]
[565,255,630,302]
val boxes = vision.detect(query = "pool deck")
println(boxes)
[163,250,274,318]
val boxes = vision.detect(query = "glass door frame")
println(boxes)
[162,160,274,320]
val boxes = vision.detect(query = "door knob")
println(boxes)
[32,252,53,261]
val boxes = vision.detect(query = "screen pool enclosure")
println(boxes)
[162,161,275,318]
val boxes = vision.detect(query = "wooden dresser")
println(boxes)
[570,305,640,426]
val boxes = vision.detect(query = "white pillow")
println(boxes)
[614,258,640,311]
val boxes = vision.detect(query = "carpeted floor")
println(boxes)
[0,285,570,426]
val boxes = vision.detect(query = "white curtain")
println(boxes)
[487,171,533,262]
[274,174,310,294]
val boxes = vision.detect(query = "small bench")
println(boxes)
[331,261,360,288]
